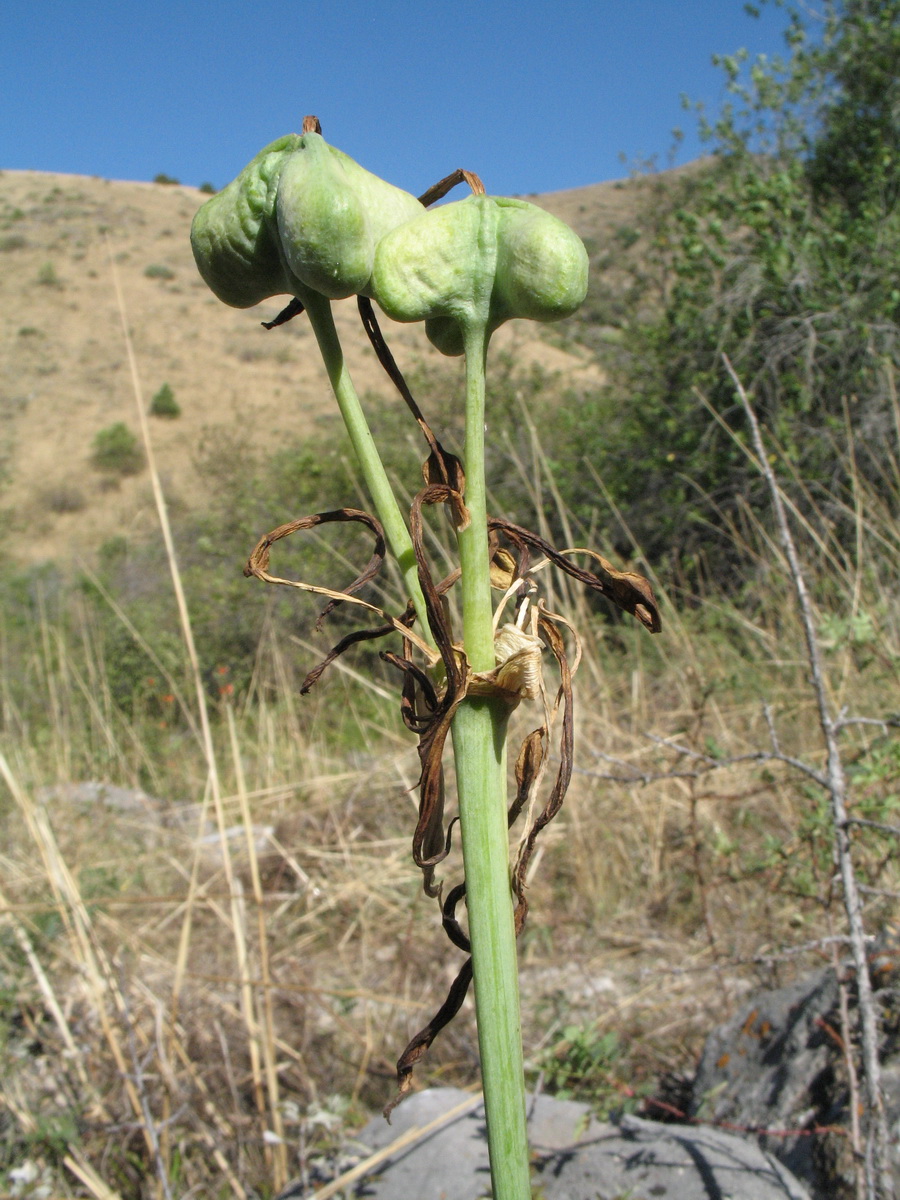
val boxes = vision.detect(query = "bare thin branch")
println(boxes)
[724,355,893,1200]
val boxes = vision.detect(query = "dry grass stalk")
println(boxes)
[228,704,287,1145]
[2,307,898,1196]
[109,244,290,1190]
[63,1151,125,1200]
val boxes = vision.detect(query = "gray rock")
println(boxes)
[689,967,841,1190]
[36,779,162,816]
[688,962,900,1199]
[281,1087,810,1199]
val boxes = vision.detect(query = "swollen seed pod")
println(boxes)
[492,197,590,324]
[191,130,424,309]
[276,133,424,300]
[190,134,302,308]
[371,195,588,355]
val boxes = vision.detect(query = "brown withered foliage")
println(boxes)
[245,291,660,1114]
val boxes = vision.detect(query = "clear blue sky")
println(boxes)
[3,1,793,197]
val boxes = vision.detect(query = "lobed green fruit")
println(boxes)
[371,194,588,356]
[190,134,302,308]
[191,131,424,309]
[276,133,424,300]
[492,197,589,323]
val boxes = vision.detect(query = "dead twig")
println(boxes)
[724,354,894,1200]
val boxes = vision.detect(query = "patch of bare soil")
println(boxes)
[0,167,615,568]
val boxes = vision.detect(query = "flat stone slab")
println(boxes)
[282,1086,811,1199]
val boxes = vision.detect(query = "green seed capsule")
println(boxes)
[492,197,590,324]
[371,194,588,355]
[190,134,302,308]
[276,133,424,300]
[191,131,424,308]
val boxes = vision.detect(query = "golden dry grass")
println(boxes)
[0,163,898,1199]
[2,452,897,1196]
[0,167,612,569]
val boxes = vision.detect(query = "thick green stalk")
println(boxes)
[455,330,495,672]
[302,293,434,647]
[452,324,531,1200]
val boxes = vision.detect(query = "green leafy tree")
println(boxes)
[149,382,180,418]
[91,422,145,476]
[578,0,900,570]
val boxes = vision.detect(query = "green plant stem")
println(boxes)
[452,323,531,1200]
[302,291,434,648]
[456,330,495,672]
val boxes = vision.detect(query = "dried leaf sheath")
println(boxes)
[489,518,661,633]
[243,316,662,1111]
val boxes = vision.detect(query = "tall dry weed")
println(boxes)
[1,327,898,1196]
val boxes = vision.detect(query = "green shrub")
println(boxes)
[0,234,26,252]
[554,0,900,578]
[198,182,217,195]
[153,173,180,185]
[36,262,59,287]
[530,1024,642,1116]
[91,423,144,476]
[144,263,175,280]
[149,383,180,419]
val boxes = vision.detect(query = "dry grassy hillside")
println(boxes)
[0,166,643,568]
[2,159,898,1200]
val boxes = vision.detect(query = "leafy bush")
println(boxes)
[149,382,180,418]
[198,181,217,195]
[153,173,180,185]
[530,1024,642,1116]
[144,263,175,280]
[561,0,900,575]
[91,423,144,476]
[36,262,59,287]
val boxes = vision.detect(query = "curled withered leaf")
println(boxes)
[384,958,473,1122]
[490,546,518,591]
[245,507,384,593]
[357,295,468,527]
[508,728,546,829]
[380,650,439,731]
[300,624,395,695]
[512,615,574,935]
[489,518,662,633]
[245,506,436,672]
[441,882,471,954]
[560,545,661,633]
[261,296,305,329]
[409,485,467,690]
